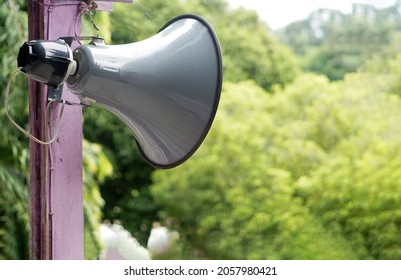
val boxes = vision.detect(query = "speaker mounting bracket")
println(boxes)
[59,36,105,47]
[47,85,64,102]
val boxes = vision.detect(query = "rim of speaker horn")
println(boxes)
[137,14,223,169]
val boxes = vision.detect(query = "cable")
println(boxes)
[5,67,70,260]
[5,68,67,245]
[4,67,65,145]
[75,0,100,45]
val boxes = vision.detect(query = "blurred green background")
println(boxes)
[2,0,401,259]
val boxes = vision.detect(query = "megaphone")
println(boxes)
[17,14,223,168]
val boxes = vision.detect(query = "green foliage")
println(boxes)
[0,0,29,171]
[359,33,401,97]
[151,72,401,259]
[215,7,299,90]
[0,0,30,260]
[110,0,184,43]
[83,140,113,259]
[280,4,397,80]
[0,166,29,259]
[151,80,349,259]
[109,0,299,91]
[297,73,401,259]
[0,0,27,85]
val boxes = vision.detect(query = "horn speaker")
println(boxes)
[17,14,223,168]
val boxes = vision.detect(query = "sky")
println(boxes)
[228,0,397,29]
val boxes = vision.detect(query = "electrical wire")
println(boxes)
[4,67,65,145]
[5,67,69,260]
[75,0,100,45]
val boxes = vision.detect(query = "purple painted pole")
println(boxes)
[28,0,83,260]
[28,0,132,260]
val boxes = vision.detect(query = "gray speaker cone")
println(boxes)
[67,14,223,168]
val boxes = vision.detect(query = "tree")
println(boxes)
[280,4,396,80]
[298,72,401,259]
[0,0,29,260]
[150,79,355,259]
[109,0,299,91]
[151,71,401,259]
[359,33,401,97]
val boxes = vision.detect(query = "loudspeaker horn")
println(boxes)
[18,14,223,168]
